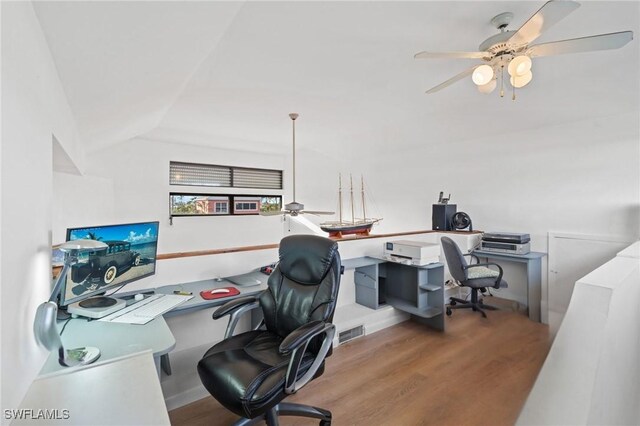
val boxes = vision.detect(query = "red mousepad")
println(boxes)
[200,287,240,300]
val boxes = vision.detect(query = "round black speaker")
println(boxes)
[451,212,473,231]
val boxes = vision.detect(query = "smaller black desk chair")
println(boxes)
[198,235,341,426]
[440,236,507,318]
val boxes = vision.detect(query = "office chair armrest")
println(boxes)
[282,322,336,395]
[279,320,326,355]
[465,262,504,285]
[212,296,260,339]
[212,296,257,319]
[463,253,480,264]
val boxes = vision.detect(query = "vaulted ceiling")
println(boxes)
[34,1,639,156]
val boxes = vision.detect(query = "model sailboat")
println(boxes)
[320,174,381,238]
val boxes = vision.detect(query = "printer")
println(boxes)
[383,240,440,266]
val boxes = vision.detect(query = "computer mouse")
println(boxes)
[211,289,231,294]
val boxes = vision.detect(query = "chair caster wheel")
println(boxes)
[450,300,457,306]
[320,420,331,426]
[446,308,452,316]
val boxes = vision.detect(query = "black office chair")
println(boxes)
[198,235,341,426]
[440,236,507,318]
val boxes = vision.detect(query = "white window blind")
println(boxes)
[170,162,282,189]
[233,168,282,189]
[170,162,231,187]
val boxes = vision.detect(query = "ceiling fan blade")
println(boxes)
[414,51,488,60]
[259,210,288,216]
[301,210,335,216]
[425,66,476,94]
[508,0,581,47]
[528,31,634,57]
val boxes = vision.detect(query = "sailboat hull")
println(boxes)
[320,221,375,238]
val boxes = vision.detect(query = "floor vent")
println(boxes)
[338,325,365,344]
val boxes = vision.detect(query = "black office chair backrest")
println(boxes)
[441,236,468,283]
[259,235,341,351]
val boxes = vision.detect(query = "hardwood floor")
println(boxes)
[169,308,550,426]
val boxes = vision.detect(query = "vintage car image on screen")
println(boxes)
[70,241,141,292]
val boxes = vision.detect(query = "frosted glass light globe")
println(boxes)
[510,70,533,88]
[508,55,532,77]
[477,79,497,94]
[472,65,494,86]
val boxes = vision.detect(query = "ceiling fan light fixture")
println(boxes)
[510,70,533,88]
[477,79,497,94]
[508,55,532,77]
[472,64,494,86]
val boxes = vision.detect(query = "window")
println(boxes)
[170,161,282,189]
[170,193,281,217]
[234,198,260,214]
[215,202,228,213]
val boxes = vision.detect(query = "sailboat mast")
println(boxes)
[361,175,367,221]
[338,174,343,224]
[350,174,355,225]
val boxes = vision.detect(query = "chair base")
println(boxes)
[446,289,499,318]
[233,402,332,426]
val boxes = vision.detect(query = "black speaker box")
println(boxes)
[432,204,457,231]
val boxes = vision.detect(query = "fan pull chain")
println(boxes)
[512,77,516,101]
[500,65,504,98]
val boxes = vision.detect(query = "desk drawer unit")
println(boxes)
[354,264,386,309]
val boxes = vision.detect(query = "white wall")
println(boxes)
[362,112,640,247]
[52,133,354,290]
[0,1,82,416]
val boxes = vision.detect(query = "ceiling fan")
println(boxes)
[415,0,634,99]
[260,113,334,217]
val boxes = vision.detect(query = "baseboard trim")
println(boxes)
[165,384,210,411]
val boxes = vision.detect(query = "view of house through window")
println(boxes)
[170,193,282,216]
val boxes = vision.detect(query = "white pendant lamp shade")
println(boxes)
[472,65,494,86]
[510,70,533,88]
[508,55,532,77]
[477,79,497,94]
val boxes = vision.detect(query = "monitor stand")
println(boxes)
[67,296,126,319]
[79,296,118,308]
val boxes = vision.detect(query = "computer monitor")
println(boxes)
[60,221,160,307]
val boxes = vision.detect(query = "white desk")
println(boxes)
[40,317,175,375]
[17,351,170,425]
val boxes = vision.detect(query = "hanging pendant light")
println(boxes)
[510,70,533,88]
[508,55,532,77]
[472,64,494,86]
[478,79,497,94]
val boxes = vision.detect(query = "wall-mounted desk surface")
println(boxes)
[23,351,170,425]
[472,250,546,322]
[40,316,175,375]
[342,257,386,270]
[155,273,268,316]
[41,270,270,376]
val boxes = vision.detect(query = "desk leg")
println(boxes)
[160,354,172,376]
[527,259,542,322]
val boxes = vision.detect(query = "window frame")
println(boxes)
[169,192,282,218]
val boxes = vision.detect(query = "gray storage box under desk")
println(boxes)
[354,263,386,309]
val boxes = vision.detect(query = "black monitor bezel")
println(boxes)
[61,220,160,306]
